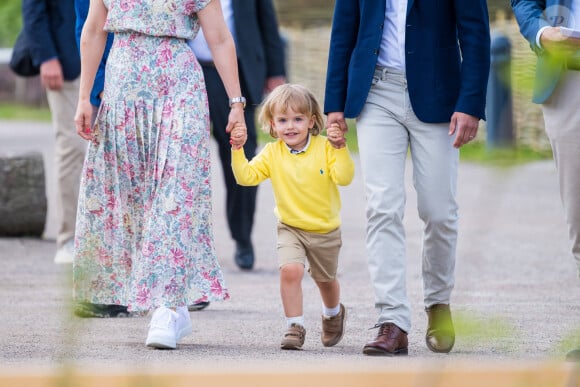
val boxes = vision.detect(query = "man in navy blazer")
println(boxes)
[190,0,286,271]
[325,0,490,355]
[23,0,85,264]
[512,0,580,362]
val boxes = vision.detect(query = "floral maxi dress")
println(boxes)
[73,0,228,312]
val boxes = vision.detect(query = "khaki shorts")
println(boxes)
[277,222,342,282]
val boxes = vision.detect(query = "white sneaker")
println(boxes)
[54,239,74,264]
[145,307,178,349]
[176,306,192,342]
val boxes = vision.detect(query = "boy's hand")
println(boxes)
[230,122,247,150]
[326,123,346,149]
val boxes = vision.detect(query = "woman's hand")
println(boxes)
[229,121,248,150]
[74,99,96,141]
[225,104,245,133]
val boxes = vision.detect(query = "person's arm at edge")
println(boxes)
[511,0,550,52]
[448,0,490,147]
[324,0,360,132]
[23,0,57,67]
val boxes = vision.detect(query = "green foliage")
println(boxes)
[453,311,516,352]
[0,103,51,121]
[0,0,22,47]
[460,140,553,166]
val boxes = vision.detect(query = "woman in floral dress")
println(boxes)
[74,0,246,349]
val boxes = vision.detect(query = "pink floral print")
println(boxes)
[73,0,228,312]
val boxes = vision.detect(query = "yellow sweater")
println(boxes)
[232,135,355,233]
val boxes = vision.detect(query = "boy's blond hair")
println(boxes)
[258,83,324,138]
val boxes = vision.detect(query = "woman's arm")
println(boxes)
[198,2,245,133]
[74,0,108,140]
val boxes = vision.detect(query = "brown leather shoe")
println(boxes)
[280,323,306,350]
[362,322,408,356]
[425,304,455,353]
[321,303,346,347]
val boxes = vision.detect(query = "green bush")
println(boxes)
[0,0,22,47]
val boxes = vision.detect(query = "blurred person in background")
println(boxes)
[22,0,84,265]
[512,0,580,362]
[189,0,286,271]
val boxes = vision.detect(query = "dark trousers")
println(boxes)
[202,65,257,248]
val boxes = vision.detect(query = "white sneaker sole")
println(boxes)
[146,333,176,349]
[53,250,73,264]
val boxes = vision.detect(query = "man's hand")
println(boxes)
[540,27,580,57]
[326,112,348,133]
[326,123,346,149]
[40,58,64,90]
[449,112,479,148]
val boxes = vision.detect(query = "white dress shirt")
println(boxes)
[188,0,235,62]
[377,0,408,70]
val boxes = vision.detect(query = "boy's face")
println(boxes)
[271,106,314,151]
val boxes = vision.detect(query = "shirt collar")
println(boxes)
[286,134,311,154]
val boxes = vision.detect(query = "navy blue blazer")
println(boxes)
[22,0,80,81]
[512,0,574,103]
[324,0,490,123]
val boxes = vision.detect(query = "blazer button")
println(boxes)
[373,49,378,55]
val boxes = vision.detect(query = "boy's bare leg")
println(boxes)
[316,279,340,308]
[280,263,304,317]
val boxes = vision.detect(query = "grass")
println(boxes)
[1,104,552,165]
[459,140,552,166]
[0,102,51,121]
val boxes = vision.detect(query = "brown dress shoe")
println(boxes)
[425,304,455,353]
[362,322,408,356]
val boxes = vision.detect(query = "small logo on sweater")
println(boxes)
[320,169,324,175]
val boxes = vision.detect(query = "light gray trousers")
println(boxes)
[542,70,580,277]
[356,67,459,332]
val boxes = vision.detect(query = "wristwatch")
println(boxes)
[229,96,246,108]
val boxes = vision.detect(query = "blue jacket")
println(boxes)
[74,0,113,107]
[512,0,574,103]
[324,0,490,123]
[23,0,80,81]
